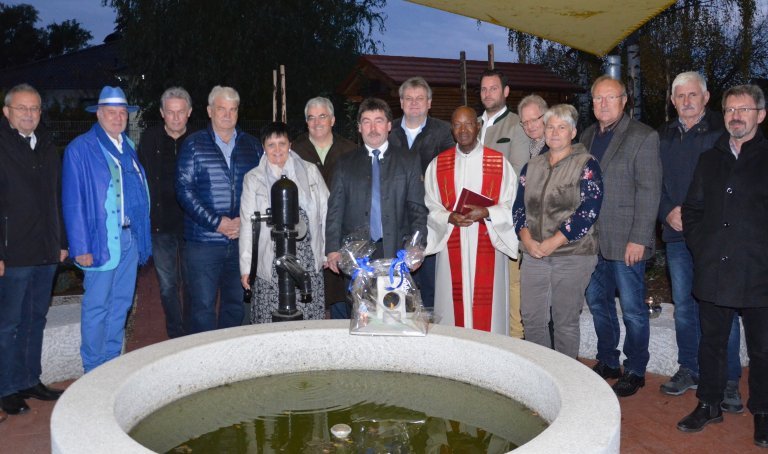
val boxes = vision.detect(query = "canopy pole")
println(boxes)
[460,51,467,106]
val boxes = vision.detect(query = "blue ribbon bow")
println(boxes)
[349,257,375,291]
[386,249,409,291]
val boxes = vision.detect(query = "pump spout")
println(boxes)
[275,254,313,303]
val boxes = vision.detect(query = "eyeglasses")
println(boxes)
[7,105,41,114]
[723,107,762,115]
[307,114,330,122]
[403,96,427,104]
[520,114,544,128]
[592,94,625,103]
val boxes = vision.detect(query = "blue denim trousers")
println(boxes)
[151,233,185,338]
[184,240,243,334]
[0,264,57,396]
[666,241,742,380]
[585,255,650,376]
[81,229,138,373]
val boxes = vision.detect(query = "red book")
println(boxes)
[454,188,494,215]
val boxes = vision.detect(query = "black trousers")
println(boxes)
[697,302,768,414]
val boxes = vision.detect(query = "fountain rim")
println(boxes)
[50,320,621,454]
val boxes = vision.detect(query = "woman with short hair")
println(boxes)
[512,104,604,358]
[239,122,329,323]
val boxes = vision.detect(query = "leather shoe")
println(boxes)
[592,362,622,379]
[677,401,723,432]
[613,372,645,397]
[756,414,768,448]
[0,393,30,415]
[18,382,63,401]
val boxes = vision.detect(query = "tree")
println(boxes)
[0,3,40,68]
[507,0,768,128]
[42,20,94,57]
[103,0,386,125]
[0,3,93,69]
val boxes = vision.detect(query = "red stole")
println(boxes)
[436,147,503,331]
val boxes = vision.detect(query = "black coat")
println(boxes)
[388,117,455,174]
[137,124,192,235]
[0,117,66,266]
[683,129,768,308]
[325,145,427,258]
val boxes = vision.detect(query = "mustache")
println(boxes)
[729,120,746,127]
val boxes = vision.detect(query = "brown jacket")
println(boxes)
[292,132,357,187]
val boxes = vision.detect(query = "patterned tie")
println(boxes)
[370,149,382,242]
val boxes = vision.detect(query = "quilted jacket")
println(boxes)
[176,124,263,243]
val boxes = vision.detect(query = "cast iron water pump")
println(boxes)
[250,175,311,322]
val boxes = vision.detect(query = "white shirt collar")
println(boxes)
[19,131,37,150]
[481,106,507,126]
[365,141,389,158]
[106,133,123,153]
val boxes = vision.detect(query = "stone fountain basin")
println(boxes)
[50,321,620,453]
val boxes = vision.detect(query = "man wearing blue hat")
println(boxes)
[62,86,151,373]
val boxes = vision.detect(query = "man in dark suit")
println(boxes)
[388,77,453,309]
[678,84,768,446]
[292,96,357,318]
[1,83,67,416]
[580,75,662,397]
[326,97,427,290]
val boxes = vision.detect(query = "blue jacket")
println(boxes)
[62,123,151,270]
[176,124,262,243]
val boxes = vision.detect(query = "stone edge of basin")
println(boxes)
[51,320,620,454]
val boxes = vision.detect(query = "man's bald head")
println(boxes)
[451,106,480,153]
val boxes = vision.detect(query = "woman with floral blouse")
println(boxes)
[512,104,603,358]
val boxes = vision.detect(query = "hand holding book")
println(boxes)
[450,188,494,225]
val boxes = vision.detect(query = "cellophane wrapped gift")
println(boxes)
[338,232,429,336]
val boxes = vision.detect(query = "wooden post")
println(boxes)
[272,70,278,122]
[488,44,495,70]
[460,51,467,106]
[664,58,671,123]
[279,65,287,123]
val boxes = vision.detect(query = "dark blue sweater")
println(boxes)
[658,110,725,242]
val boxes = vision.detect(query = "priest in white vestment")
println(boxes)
[424,106,519,334]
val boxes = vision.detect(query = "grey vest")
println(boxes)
[522,143,598,256]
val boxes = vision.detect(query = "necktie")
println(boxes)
[370,149,382,242]
[24,135,32,149]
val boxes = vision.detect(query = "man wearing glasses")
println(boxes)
[518,94,548,159]
[0,84,67,416]
[388,77,454,310]
[679,85,768,447]
[580,75,662,397]
[293,97,356,318]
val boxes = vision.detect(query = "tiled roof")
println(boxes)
[0,41,125,91]
[341,54,583,92]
